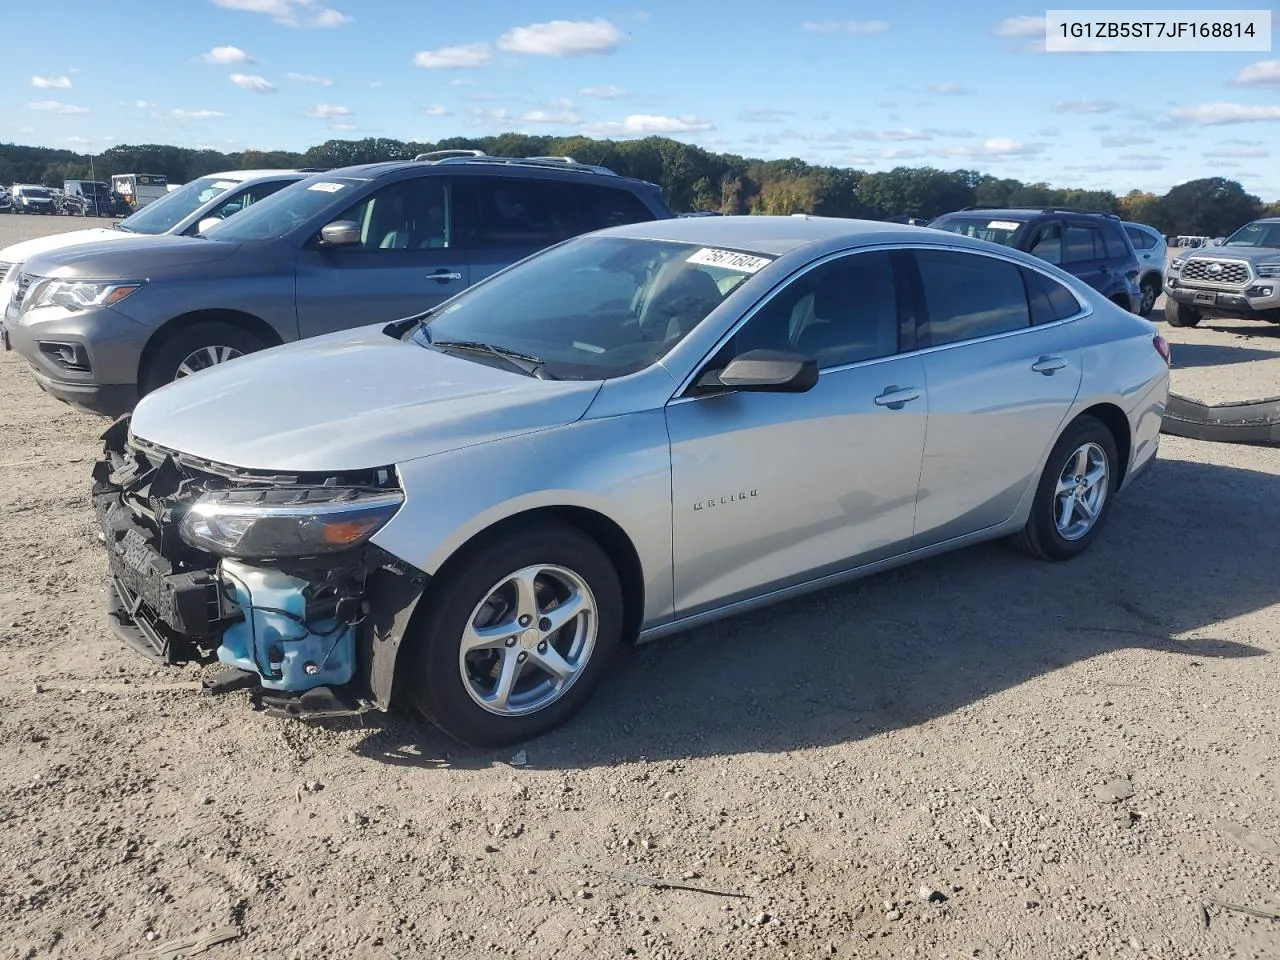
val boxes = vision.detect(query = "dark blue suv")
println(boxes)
[927,207,1142,313]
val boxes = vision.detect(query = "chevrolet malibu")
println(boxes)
[92,216,1171,746]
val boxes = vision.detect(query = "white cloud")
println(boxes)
[1232,60,1280,86]
[170,108,226,121]
[29,100,89,115]
[579,84,631,100]
[497,19,623,57]
[64,136,90,145]
[924,127,976,138]
[927,82,973,95]
[413,43,492,69]
[469,107,583,128]
[1204,145,1270,158]
[422,104,452,117]
[1035,126,1060,137]
[209,0,349,28]
[448,78,472,87]
[993,15,1044,37]
[287,72,334,86]
[585,114,714,135]
[800,20,890,34]
[31,75,72,89]
[230,73,276,93]
[330,120,357,130]
[1170,102,1280,125]
[517,108,583,124]
[1100,133,1152,147]
[850,128,933,141]
[737,108,793,122]
[1053,99,1117,114]
[200,45,252,64]
[305,103,352,119]
[943,138,1047,158]
[135,100,156,108]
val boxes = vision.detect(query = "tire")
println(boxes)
[1165,300,1201,327]
[403,521,624,747]
[1012,415,1120,562]
[139,321,266,396]
[1139,278,1159,316]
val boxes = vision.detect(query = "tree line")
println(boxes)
[1,134,1270,239]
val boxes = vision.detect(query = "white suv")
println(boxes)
[1123,221,1167,316]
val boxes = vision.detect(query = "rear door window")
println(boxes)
[1063,225,1102,264]
[1026,222,1063,265]
[1103,224,1130,260]
[454,177,580,249]
[575,183,657,231]
[914,250,1031,347]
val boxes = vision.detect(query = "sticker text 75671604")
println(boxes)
[686,248,773,273]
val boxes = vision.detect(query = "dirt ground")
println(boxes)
[1,219,1278,960]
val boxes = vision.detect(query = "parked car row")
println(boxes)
[3,152,1172,746]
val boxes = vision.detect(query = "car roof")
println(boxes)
[594,215,970,257]
[202,168,303,182]
[313,156,659,189]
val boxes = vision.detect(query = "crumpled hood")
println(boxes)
[129,325,604,472]
[0,227,122,266]
[23,234,236,280]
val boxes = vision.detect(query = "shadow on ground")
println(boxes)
[347,453,1275,769]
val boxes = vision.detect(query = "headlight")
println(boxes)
[179,486,404,558]
[24,278,144,313]
[1168,258,1185,271]
[1255,262,1280,279]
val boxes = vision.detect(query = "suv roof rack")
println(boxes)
[413,149,489,162]
[1040,206,1121,220]
[296,166,331,173]
[412,149,619,178]
[957,205,1120,221]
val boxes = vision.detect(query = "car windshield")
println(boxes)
[117,176,239,235]
[203,178,365,241]
[24,188,51,199]
[1223,221,1280,248]
[928,214,1024,245]
[412,236,767,380]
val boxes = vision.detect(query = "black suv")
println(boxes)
[927,207,1143,313]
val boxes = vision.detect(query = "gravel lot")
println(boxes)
[1,217,1278,960]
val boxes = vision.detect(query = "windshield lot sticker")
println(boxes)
[307,182,346,193]
[987,220,1021,231]
[686,248,773,273]
[212,181,237,190]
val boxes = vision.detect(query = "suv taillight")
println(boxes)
[1153,334,1171,366]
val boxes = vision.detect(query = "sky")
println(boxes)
[6,0,1280,198]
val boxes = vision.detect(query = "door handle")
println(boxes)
[1032,355,1068,375]
[874,385,921,409]
[428,270,463,283]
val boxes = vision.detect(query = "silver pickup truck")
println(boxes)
[1164,217,1280,327]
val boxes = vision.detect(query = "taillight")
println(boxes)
[1153,334,1171,366]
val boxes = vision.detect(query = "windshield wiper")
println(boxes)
[430,339,557,379]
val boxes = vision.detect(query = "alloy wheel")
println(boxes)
[1053,442,1109,541]
[175,345,244,378]
[458,564,598,717]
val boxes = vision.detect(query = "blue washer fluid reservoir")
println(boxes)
[217,559,356,692]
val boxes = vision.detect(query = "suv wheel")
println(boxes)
[1165,300,1201,327]
[1139,278,1159,316]
[141,321,267,395]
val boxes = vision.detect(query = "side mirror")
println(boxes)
[318,220,361,247]
[695,349,819,394]
[197,216,222,235]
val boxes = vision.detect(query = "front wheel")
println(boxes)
[1012,416,1119,561]
[139,321,267,396]
[403,522,624,746]
[1165,300,1202,327]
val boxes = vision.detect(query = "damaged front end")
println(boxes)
[91,416,428,718]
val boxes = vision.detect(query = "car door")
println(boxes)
[665,249,928,615]
[294,175,469,338]
[909,249,1084,545]
[1060,220,1112,294]
[453,175,583,286]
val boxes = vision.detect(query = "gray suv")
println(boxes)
[9,152,671,416]
[1164,217,1280,327]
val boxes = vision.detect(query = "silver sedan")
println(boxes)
[92,216,1171,745]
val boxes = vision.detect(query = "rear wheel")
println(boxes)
[1165,300,1202,327]
[1013,416,1119,562]
[1139,278,1159,316]
[403,522,624,746]
[140,321,267,396]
